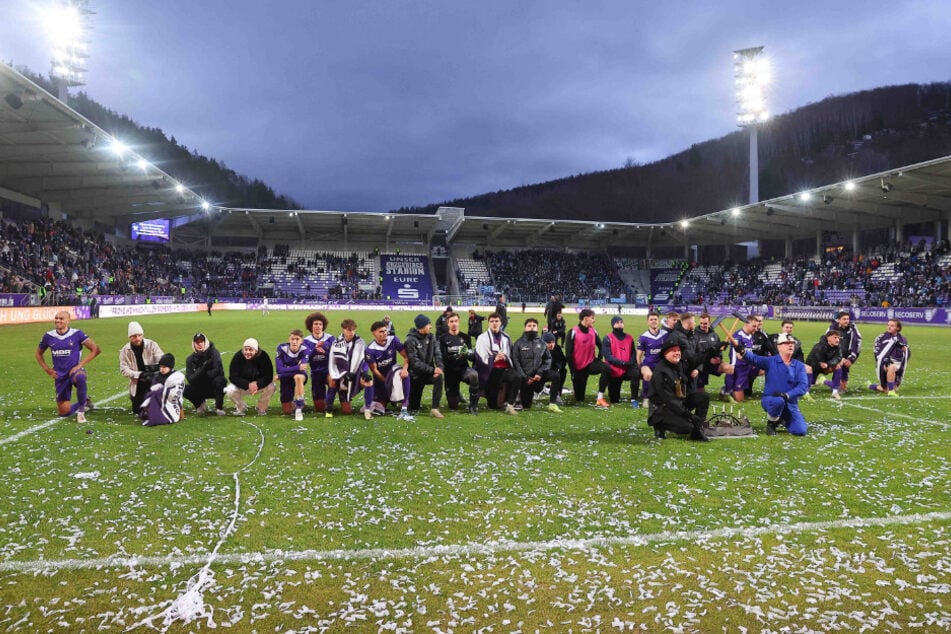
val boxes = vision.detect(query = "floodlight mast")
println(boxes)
[734,46,769,204]
[46,0,94,102]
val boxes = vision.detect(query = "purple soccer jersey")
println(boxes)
[637,329,667,369]
[365,335,404,376]
[276,340,313,378]
[304,333,334,373]
[39,327,88,377]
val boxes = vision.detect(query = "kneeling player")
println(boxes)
[276,329,313,421]
[870,319,909,397]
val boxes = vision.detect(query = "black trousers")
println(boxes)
[484,367,521,409]
[409,372,444,411]
[598,366,640,402]
[518,368,563,408]
[445,367,479,409]
[184,376,227,410]
[651,391,710,434]
[130,379,151,413]
[570,359,608,402]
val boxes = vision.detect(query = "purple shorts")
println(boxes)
[309,371,328,400]
[54,373,79,402]
[279,373,308,403]
[730,364,754,393]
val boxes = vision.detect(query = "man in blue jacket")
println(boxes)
[735,332,810,436]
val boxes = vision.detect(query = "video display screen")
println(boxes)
[130,218,170,243]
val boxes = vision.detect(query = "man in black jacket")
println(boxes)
[806,330,843,399]
[225,338,276,415]
[649,339,713,441]
[438,311,479,414]
[512,318,563,412]
[183,332,227,415]
[406,314,445,418]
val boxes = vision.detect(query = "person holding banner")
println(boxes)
[869,319,910,397]
[36,310,100,423]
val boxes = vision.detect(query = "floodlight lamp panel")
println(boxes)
[844,181,856,191]
[680,220,690,229]
[136,159,148,171]
[731,208,740,217]
[799,192,811,201]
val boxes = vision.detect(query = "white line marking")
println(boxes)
[838,399,948,427]
[4,510,950,574]
[845,394,951,401]
[0,390,128,446]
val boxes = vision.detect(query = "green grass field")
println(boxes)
[1,310,949,632]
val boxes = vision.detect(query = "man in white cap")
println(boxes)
[733,332,810,436]
[118,320,165,413]
[225,337,276,415]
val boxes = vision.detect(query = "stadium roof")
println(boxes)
[0,63,207,222]
[2,60,949,251]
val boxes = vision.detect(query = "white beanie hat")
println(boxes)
[128,321,144,337]
[243,337,259,351]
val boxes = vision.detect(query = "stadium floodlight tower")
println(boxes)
[44,0,94,102]
[734,46,769,204]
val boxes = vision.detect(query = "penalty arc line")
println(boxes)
[0,390,129,447]
[3,510,951,574]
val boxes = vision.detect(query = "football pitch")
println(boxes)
[1,310,950,632]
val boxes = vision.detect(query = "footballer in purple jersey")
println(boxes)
[326,319,375,417]
[35,310,101,419]
[636,311,667,402]
[724,316,760,402]
[365,321,411,413]
[304,311,335,412]
[275,329,314,418]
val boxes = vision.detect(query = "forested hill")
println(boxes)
[400,82,951,223]
[16,67,302,211]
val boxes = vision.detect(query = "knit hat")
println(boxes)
[158,353,175,369]
[414,314,431,330]
[542,332,556,343]
[611,316,624,327]
[128,321,144,337]
[243,338,259,351]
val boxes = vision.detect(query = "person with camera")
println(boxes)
[119,321,164,413]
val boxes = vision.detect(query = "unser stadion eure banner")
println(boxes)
[380,254,434,302]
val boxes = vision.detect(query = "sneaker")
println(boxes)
[503,403,519,416]
[547,403,563,413]
[801,391,815,402]
[630,399,640,409]
[512,403,524,411]
[831,390,841,400]
[295,409,304,422]
[196,402,208,414]
[256,408,267,416]
[430,408,445,419]
[642,398,650,409]
[887,391,900,398]
[396,410,416,422]
[234,407,247,417]
[325,411,334,418]
[552,397,566,406]
[364,407,373,420]
[596,397,611,408]
[765,417,779,436]
[653,426,666,439]
[468,403,479,415]
[689,426,710,442]
[84,398,95,411]
[76,411,87,424]
[215,409,227,416]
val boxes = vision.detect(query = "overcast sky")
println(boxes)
[2,1,950,212]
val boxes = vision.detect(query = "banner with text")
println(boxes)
[380,255,434,302]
